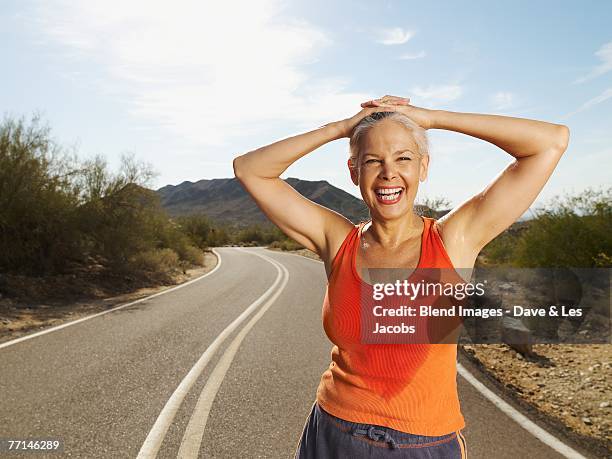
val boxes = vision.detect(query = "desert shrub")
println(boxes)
[0,115,84,274]
[279,239,303,251]
[180,245,205,265]
[130,248,180,283]
[176,215,212,249]
[0,114,204,282]
[206,225,230,246]
[268,239,303,251]
[483,188,611,268]
[230,224,297,247]
[480,231,519,266]
[78,182,163,268]
[513,188,610,268]
[235,226,267,244]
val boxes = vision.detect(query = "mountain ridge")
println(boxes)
[156,177,372,226]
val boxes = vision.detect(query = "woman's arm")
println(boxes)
[233,107,388,259]
[366,96,570,262]
[233,123,344,180]
[430,109,569,253]
[433,110,569,165]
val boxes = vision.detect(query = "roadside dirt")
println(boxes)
[0,251,218,345]
[462,344,611,455]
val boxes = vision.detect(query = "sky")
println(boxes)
[1,0,611,211]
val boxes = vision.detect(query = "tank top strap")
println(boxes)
[329,222,363,276]
[420,217,455,269]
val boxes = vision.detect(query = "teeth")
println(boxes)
[375,187,402,195]
[376,189,402,201]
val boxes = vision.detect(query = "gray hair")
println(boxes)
[349,111,429,168]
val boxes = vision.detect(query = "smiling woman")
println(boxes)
[233,94,569,458]
[348,111,429,226]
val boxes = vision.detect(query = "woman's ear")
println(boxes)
[419,154,429,182]
[348,158,359,185]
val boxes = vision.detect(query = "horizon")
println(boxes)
[156,175,542,221]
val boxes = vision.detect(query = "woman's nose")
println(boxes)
[379,161,398,180]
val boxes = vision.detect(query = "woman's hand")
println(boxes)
[334,106,397,138]
[360,95,437,130]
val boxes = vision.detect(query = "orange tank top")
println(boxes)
[315,216,465,436]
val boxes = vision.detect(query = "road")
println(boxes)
[0,247,596,458]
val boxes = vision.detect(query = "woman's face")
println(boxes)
[350,119,429,221]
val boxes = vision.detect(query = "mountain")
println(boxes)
[156,177,371,226]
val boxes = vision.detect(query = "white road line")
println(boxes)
[137,248,286,459]
[457,364,586,459]
[0,249,223,351]
[282,251,587,459]
[261,247,323,264]
[177,250,289,458]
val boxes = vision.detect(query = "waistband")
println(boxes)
[316,403,460,450]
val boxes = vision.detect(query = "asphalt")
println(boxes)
[0,247,598,458]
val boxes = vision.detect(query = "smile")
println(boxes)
[374,187,404,204]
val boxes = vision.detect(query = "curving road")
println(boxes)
[0,247,596,458]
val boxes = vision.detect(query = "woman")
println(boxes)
[233,95,569,458]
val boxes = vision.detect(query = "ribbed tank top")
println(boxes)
[316,216,465,435]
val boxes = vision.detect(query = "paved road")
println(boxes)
[0,247,597,458]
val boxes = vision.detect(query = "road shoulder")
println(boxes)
[0,251,219,345]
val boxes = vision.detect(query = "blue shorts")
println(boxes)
[294,402,467,458]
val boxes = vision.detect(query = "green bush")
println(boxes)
[483,188,611,268]
[208,226,230,246]
[130,248,180,283]
[235,226,266,244]
[0,115,206,283]
[181,245,205,265]
[0,115,83,274]
[268,239,303,251]
[480,231,519,266]
[279,239,303,251]
[176,215,213,249]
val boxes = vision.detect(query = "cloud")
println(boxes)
[564,87,612,118]
[375,27,414,45]
[409,84,463,103]
[574,41,612,84]
[25,0,371,148]
[398,51,426,60]
[490,92,515,110]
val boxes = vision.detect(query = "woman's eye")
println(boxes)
[365,159,381,164]
[399,156,412,161]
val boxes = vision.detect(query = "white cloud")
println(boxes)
[490,92,515,110]
[398,51,426,60]
[409,84,463,103]
[25,0,371,148]
[375,27,414,45]
[564,87,612,118]
[574,41,612,84]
